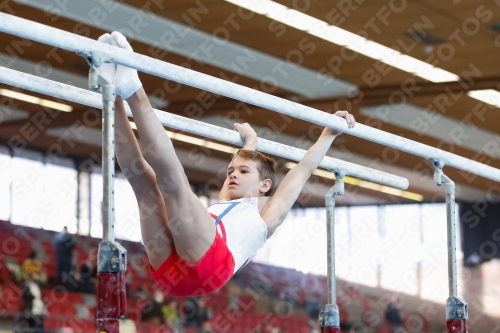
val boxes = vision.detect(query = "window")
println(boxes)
[90,171,142,242]
[10,148,77,232]
[0,146,12,221]
[381,204,422,295]
[347,206,379,287]
[254,203,461,302]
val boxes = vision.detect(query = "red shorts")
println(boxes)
[149,221,235,297]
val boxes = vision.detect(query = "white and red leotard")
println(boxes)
[150,197,267,296]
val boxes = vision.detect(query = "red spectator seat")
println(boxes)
[62,318,95,333]
[0,257,14,285]
[377,326,391,333]
[1,284,23,311]
[44,317,61,331]
[47,303,74,316]
[238,296,256,312]
[68,292,84,304]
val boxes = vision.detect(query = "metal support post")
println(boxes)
[432,159,468,333]
[320,170,345,333]
[82,52,128,333]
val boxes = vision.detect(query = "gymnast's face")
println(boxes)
[227,157,269,199]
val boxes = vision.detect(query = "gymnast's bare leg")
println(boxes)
[108,32,216,266]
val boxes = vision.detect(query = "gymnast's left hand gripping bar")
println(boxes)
[87,55,128,333]
[0,66,409,190]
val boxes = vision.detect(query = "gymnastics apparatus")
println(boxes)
[1,13,500,333]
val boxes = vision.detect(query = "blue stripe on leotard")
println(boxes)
[214,202,241,226]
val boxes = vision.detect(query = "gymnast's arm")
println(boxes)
[218,123,258,201]
[261,111,355,236]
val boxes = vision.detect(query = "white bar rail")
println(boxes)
[0,13,497,181]
[0,67,408,190]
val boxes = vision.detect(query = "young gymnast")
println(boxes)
[97,32,355,297]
